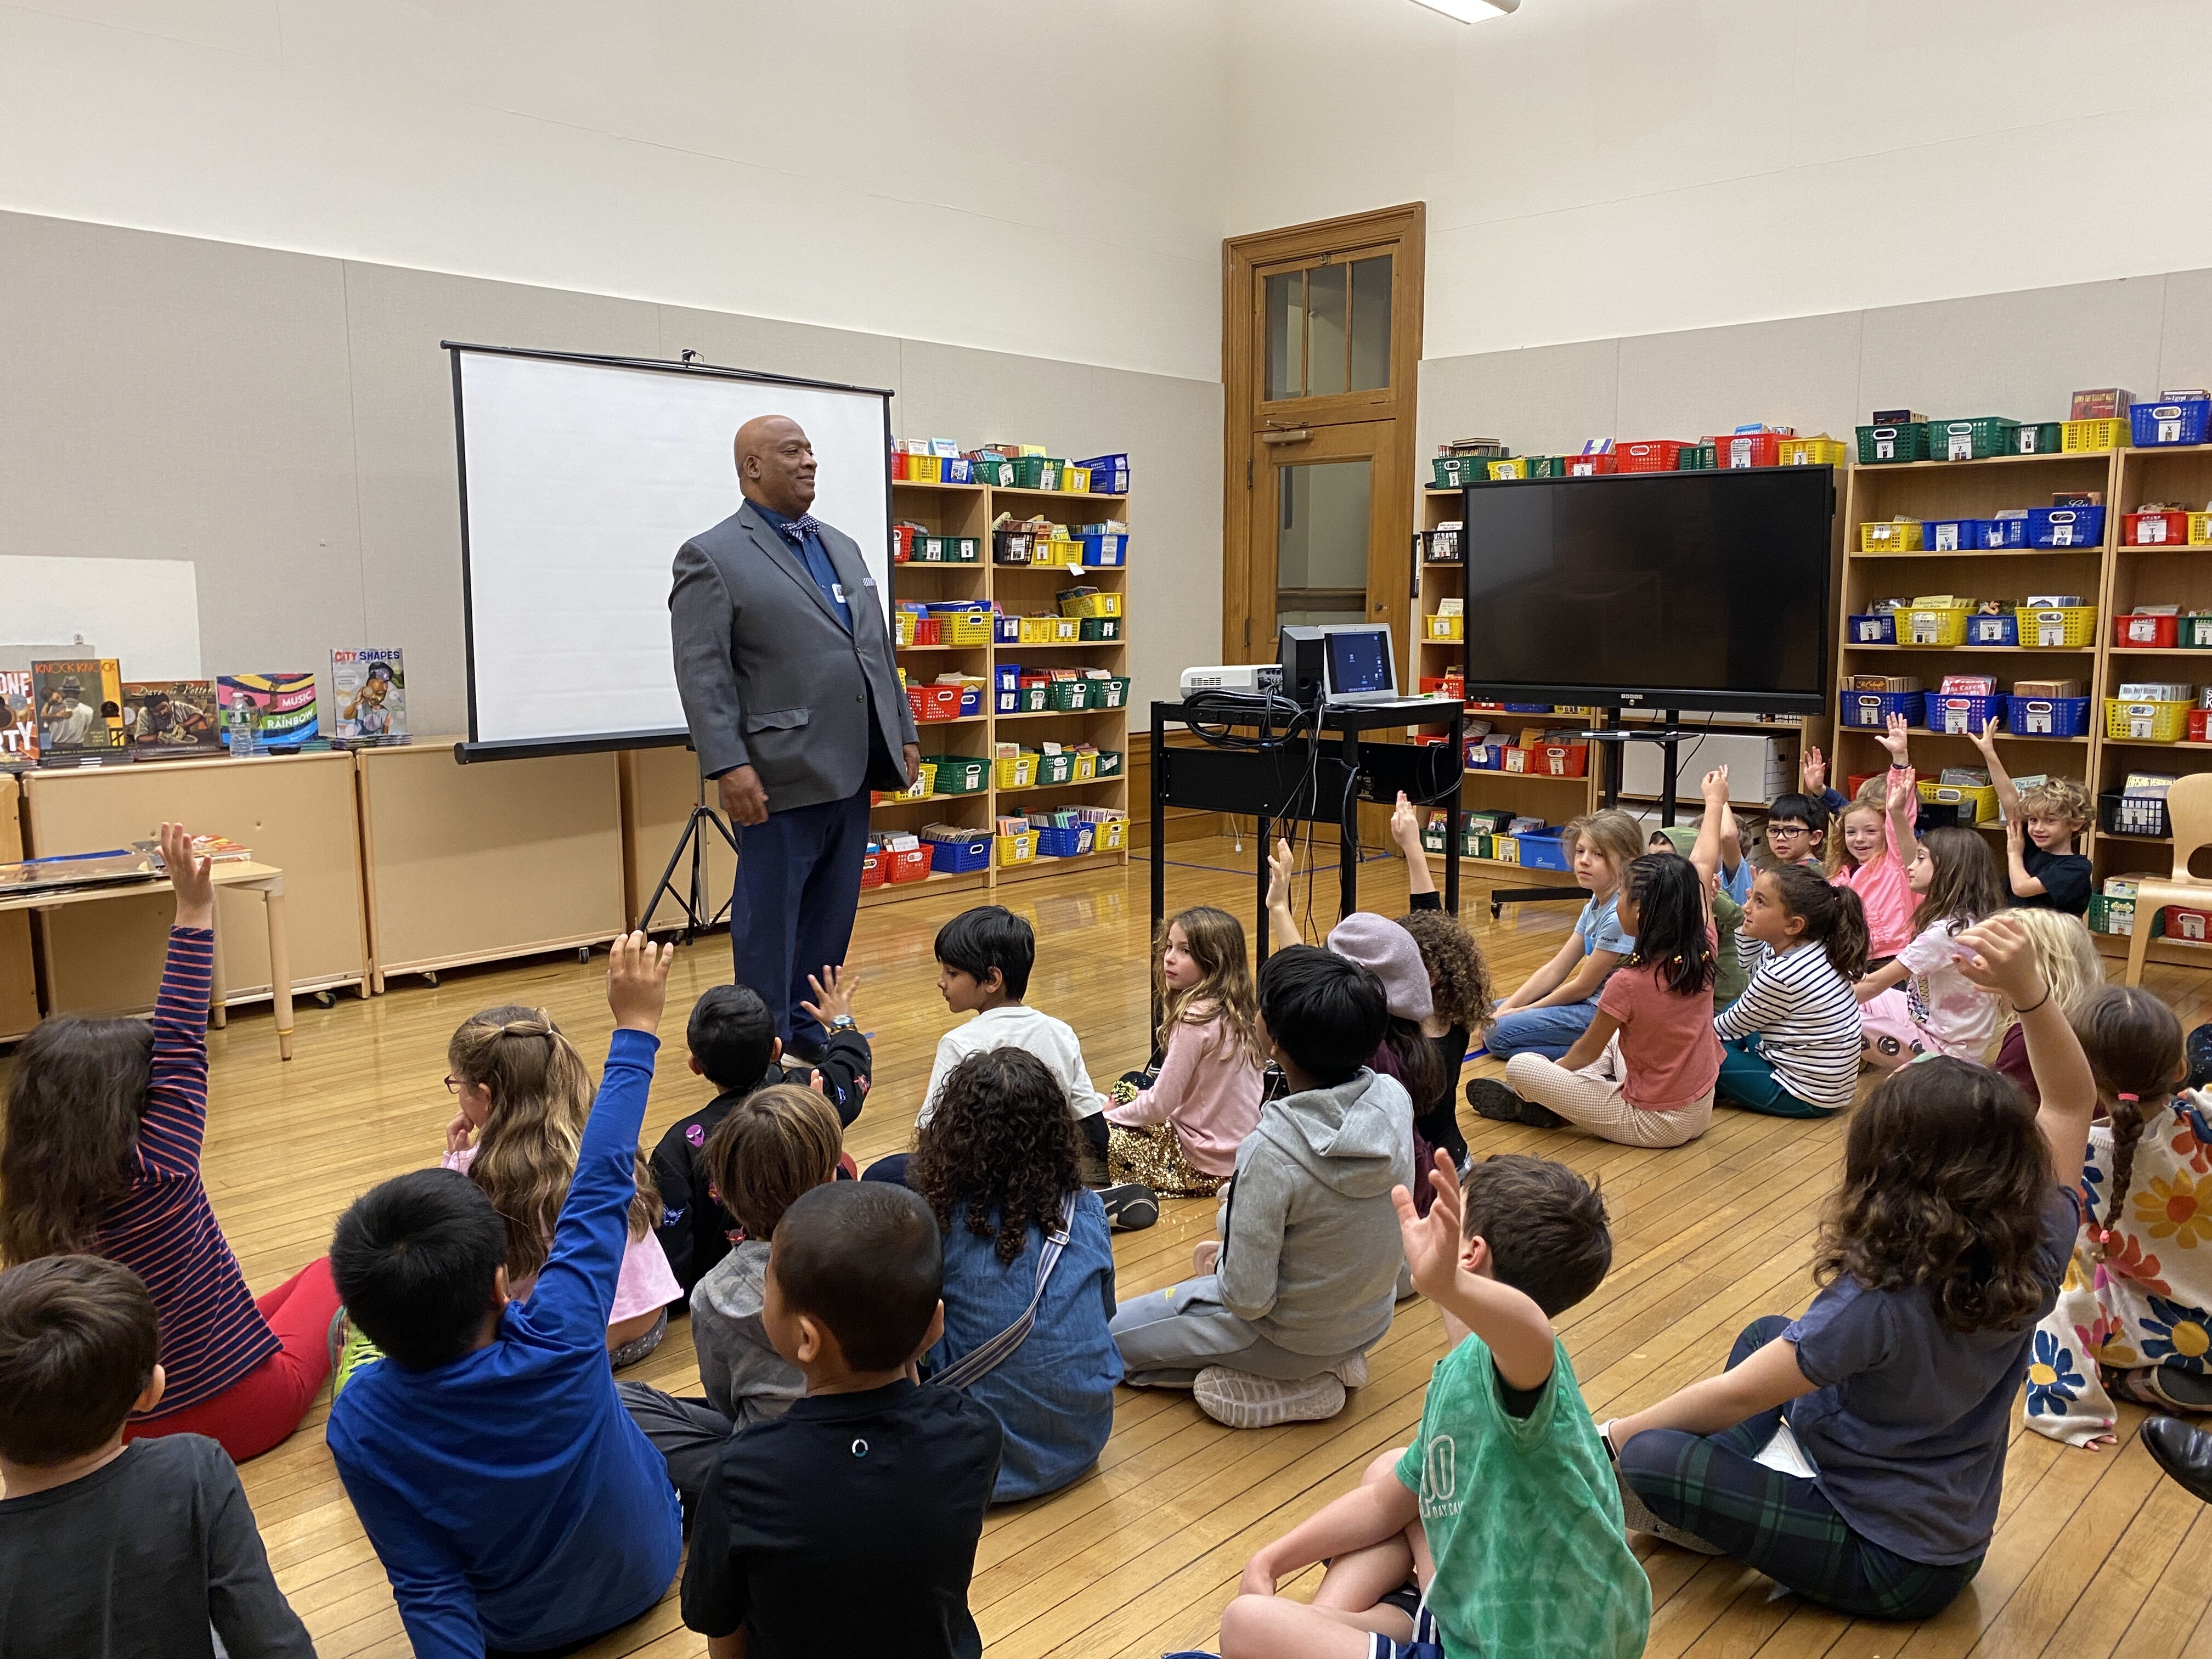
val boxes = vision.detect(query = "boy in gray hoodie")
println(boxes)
[1111,945,1415,1429]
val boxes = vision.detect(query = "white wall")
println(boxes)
[0,0,1229,381]
[1227,0,2212,360]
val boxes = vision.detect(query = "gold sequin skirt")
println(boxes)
[1106,1120,1224,1198]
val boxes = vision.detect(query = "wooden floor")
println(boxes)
[30,836,2212,1658]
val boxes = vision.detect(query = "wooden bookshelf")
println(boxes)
[868,473,1131,907]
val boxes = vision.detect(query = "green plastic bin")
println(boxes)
[927,755,989,794]
[1009,456,1063,490]
[2012,422,2064,456]
[1926,416,2021,462]
[1857,423,1929,464]
[1079,616,1121,641]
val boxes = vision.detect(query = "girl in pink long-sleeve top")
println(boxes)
[1810,715,1920,966]
[1104,906,1266,1197]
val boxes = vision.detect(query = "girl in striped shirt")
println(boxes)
[1714,863,1870,1119]
[0,822,341,1463]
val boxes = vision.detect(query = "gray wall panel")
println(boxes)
[1616,312,1864,445]
[1415,341,1621,464]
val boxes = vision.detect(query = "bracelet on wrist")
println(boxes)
[2016,985,2051,1015]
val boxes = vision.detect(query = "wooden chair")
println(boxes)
[2123,771,2212,986]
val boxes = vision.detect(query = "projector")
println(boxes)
[1180,663,1282,696]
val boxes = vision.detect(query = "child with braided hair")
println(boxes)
[2027,986,2212,1444]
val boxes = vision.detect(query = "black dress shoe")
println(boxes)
[2141,1415,2212,1505]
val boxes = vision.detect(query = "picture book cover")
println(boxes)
[0,670,34,764]
[123,679,224,758]
[218,672,320,749]
[31,658,128,758]
[332,648,406,743]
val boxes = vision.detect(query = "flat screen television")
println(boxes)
[1454,467,1835,716]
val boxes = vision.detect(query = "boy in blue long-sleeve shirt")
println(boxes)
[328,932,684,1659]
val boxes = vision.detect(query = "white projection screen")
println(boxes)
[449,344,893,759]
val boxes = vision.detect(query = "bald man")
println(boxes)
[670,415,919,1058]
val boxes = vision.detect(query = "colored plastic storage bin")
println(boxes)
[1840,690,1924,728]
[907,685,962,721]
[1848,611,1899,645]
[1902,605,1970,646]
[1713,432,1782,469]
[940,456,973,485]
[1092,815,1127,850]
[1516,832,1572,872]
[2026,506,2104,548]
[942,611,994,646]
[2088,894,2139,936]
[1079,617,1121,641]
[1076,454,1130,494]
[1096,676,1132,708]
[2018,606,2097,648]
[1420,527,1464,560]
[956,684,984,718]
[1678,442,1716,471]
[1927,416,2021,461]
[927,836,992,874]
[968,455,1015,487]
[1058,590,1122,618]
[2062,417,2130,453]
[1060,466,1091,494]
[1487,456,1564,480]
[2005,695,2091,737]
[1425,613,1465,641]
[893,762,938,800]
[928,755,989,794]
[859,849,887,889]
[1534,742,1589,777]
[1009,456,1063,490]
[1564,453,1616,476]
[1778,436,1849,466]
[1090,748,1124,778]
[2133,398,2212,447]
[885,845,932,883]
[2012,422,2064,455]
[1966,611,2018,646]
[991,529,1034,566]
[1857,423,1929,464]
[1924,518,1984,552]
[994,752,1037,788]
[1925,693,2002,735]
[2125,510,2190,546]
[1976,517,2029,548]
[1045,680,1091,712]
[2101,790,2173,838]
[995,830,1039,866]
[904,454,943,483]
[998,684,1048,713]
[1616,440,1689,472]
[2106,699,2192,742]
[1034,823,1096,858]
[2116,612,2180,648]
[1861,520,1924,552]
[1918,780,1999,824]
[1079,533,1126,567]
[1432,455,1495,488]
[1034,751,1077,783]
[994,613,1022,644]
[2196,709,2212,741]
[2181,614,2212,648]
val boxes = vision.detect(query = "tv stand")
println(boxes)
[1488,709,1697,919]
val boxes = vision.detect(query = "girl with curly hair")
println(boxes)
[1605,914,2094,1621]
[1104,905,1266,1197]
[1383,792,1494,1163]
[2028,985,2210,1445]
[911,1047,1120,1501]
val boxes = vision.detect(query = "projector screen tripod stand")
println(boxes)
[637,803,741,942]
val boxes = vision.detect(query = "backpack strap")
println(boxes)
[929,1193,1077,1393]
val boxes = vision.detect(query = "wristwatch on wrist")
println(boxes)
[827,1014,857,1032]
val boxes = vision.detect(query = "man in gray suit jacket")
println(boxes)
[670,415,919,1057]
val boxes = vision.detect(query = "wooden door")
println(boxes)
[1243,420,1410,666]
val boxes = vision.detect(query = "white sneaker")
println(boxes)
[1193,1367,1346,1429]
[1331,1351,1370,1390]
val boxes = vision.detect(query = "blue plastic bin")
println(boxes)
[1923,693,2002,735]
[1925,518,1984,552]
[1034,824,1096,858]
[1515,832,1572,872]
[2005,695,2091,737]
[957,684,983,717]
[1849,612,1899,645]
[1976,517,2029,548]
[2025,505,2106,548]
[995,613,1022,643]
[1966,612,2019,646]
[1840,690,1923,729]
[927,837,992,874]
[2132,398,2212,447]
[994,663,1022,691]
[1075,453,1131,493]
[1079,532,1126,567]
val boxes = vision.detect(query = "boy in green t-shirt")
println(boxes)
[1207,1153,1650,1659]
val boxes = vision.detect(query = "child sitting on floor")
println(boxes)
[621,1082,844,1509]
[915,1048,1120,1502]
[1209,1152,1645,1659]
[1609,914,2091,1624]
[440,1001,680,1363]
[328,934,685,1659]
[1105,905,1266,1198]
[0,822,339,1466]
[1388,792,1495,1165]
[1966,720,2095,916]
[1483,809,1643,1061]
[680,1182,1003,1659]
[0,1255,313,1658]
[1855,826,2008,1070]
[649,972,870,1296]
[1805,717,1919,965]
[1990,907,2105,1105]
[1111,946,1414,1430]
[2030,985,2212,1443]
[1649,824,1748,1007]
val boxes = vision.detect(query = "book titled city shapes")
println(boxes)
[331,648,407,745]
[218,672,320,752]
[30,658,129,762]
[123,680,225,759]
[0,670,34,765]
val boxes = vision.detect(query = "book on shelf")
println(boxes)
[1,670,35,764]
[123,680,225,758]
[219,672,321,751]
[332,648,407,744]
[31,658,129,761]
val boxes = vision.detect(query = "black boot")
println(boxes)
[2142,1416,2212,1505]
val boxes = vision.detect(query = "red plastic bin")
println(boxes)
[886,847,932,884]
[2124,510,2190,546]
[2115,612,2180,648]
[1564,453,1617,477]
[891,524,915,563]
[911,617,941,646]
[1616,441,1689,473]
[2192,709,2212,743]
[1534,742,1589,777]
[1711,432,1782,469]
[859,850,888,889]
[907,684,963,721]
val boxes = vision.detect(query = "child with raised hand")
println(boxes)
[1855,826,2009,1070]
[680,1182,1003,1659]
[1990,907,2105,1105]
[1805,716,1919,964]
[2028,986,2211,1444]
[329,933,685,1659]
[650,970,871,1297]
[1966,719,2094,916]
[0,821,340,1465]
[1105,905,1266,1197]
[1607,914,2095,1622]
[1483,809,1643,1061]
[1390,792,1496,1164]
[0,1255,313,1658]
[913,1047,1120,1502]
[1648,823,1749,1006]
[1209,1152,1646,1659]
[1713,861,1869,1119]
[620,1082,843,1508]
[440,1002,680,1363]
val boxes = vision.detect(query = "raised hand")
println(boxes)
[1392,1150,1467,1302]
[1701,764,1731,804]
[1266,837,1295,913]
[606,930,676,1033]
[159,820,215,928]
[1390,789,1424,856]
[798,963,856,1029]
[1968,716,2000,756]
[1876,712,1912,766]
[1885,763,1917,812]
[1800,746,1827,793]
[1954,913,2044,1007]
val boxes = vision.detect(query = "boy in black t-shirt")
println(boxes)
[0,1256,312,1659]
[681,1181,1002,1659]
[650,973,872,1295]
[1968,724,2094,916]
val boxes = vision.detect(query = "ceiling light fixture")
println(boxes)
[1407,0,1519,21]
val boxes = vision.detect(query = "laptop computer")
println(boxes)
[1321,624,1403,707]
